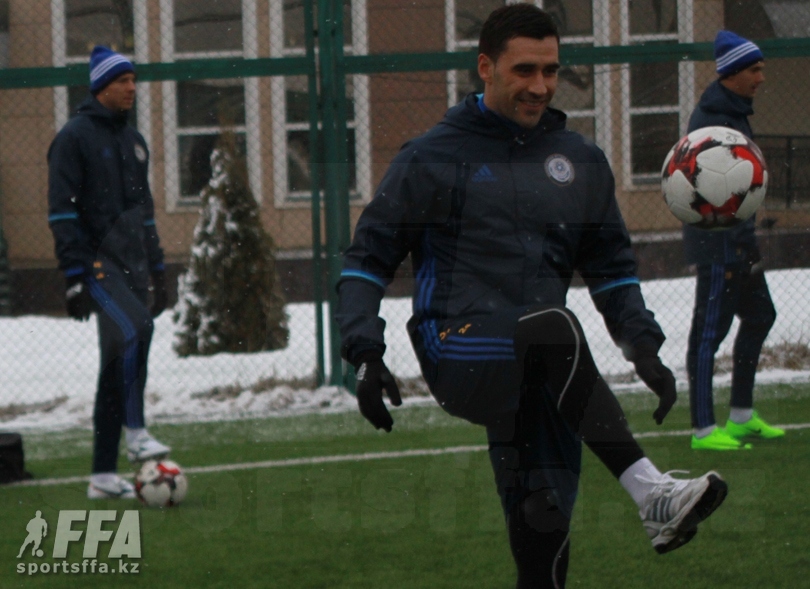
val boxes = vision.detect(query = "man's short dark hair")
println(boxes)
[478,3,560,61]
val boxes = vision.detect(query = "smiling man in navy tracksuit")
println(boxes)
[47,46,171,499]
[336,5,728,588]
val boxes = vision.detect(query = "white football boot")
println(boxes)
[639,470,728,554]
[126,431,171,463]
[87,474,136,499]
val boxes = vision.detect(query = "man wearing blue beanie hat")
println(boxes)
[46,45,171,499]
[714,30,764,79]
[89,45,135,95]
[683,31,782,451]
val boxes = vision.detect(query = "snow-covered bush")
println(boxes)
[173,132,289,356]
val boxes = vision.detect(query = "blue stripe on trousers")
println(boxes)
[695,264,726,427]
[88,279,143,428]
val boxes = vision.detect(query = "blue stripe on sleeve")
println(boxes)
[339,270,388,290]
[439,352,516,361]
[589,277,640,295]
[48,213,79,223]
[143,219,156,226]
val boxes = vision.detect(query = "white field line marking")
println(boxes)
[10,423,810,489]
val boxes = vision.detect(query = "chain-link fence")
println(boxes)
[0,0,809,426]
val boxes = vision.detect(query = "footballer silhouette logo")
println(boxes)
[18,511,48,558]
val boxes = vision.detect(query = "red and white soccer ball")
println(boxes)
[135,459,188,508]
[661,126,768,230]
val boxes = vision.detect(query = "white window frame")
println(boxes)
[52,0,152,167]
[159,0,261,211]
[444,0,612,163]
[269,0,371,209]
[620,0,695,188]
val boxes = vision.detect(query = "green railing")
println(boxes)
[4,38,810,89]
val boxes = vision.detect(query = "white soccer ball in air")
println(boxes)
[661,126,768,230]
[135,459,188,508]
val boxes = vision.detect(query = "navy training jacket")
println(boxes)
[683,80,758,266]
[336,94,665,366]
[47,95,164,288]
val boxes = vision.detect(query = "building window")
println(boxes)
[0,0,9,68]
[65,0,134,56]
[52,0,150,143]
[543,0,599,143]
[621,0,694,186]
[270,0,370,206]
[446,1,610,153]
[176,79,247,197]
[445,0,497,105]
[160,0,260,209]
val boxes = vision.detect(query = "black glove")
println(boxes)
[633,347,677,425]
[65,275,92,321]
[747,244,764,274]
[150,271,168,318]
[354,355,402,432]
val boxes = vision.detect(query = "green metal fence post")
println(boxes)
[304,0,326,386]
[318,0,350,387]
[0,183,11,316]
[331,0,355,394]
[331,3,352,253]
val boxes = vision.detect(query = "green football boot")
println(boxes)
[725,411,785,440]
[691,427,752,450]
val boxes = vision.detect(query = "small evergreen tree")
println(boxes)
[173,131,289,356]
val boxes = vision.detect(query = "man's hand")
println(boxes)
[150,271,168,318]
[65,275,92,321]
[355,358,402,432]
[747,244,764,274]
[634,353,677,425]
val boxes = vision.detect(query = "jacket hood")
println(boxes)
[440,93,567,142]
[76,94,131,126]
[698,79,754,118]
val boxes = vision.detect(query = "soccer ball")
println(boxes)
[135,460,188,508]
[661,126,768,230]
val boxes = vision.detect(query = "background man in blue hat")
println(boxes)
[47,46,171,498]
[685,31,785,451]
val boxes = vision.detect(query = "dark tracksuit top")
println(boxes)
[684,80,776,428]
[336,93,665,397]
[48,95,164,286]
[683,79,758,265]
[47,95,164,472]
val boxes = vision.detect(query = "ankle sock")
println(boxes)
[693,425,717,439]
[729,408,753,424]
[90,472,118,486]
[618,457,664,509]
[124,427,146,445]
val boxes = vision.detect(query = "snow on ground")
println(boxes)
[1,269,809,431]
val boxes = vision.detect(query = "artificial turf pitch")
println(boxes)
[2,381,808,588]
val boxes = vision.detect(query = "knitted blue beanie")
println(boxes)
[714,31,763,77]
[89,46,134,94]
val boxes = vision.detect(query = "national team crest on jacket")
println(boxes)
[545,154,575,186]
[134,143,147,163]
